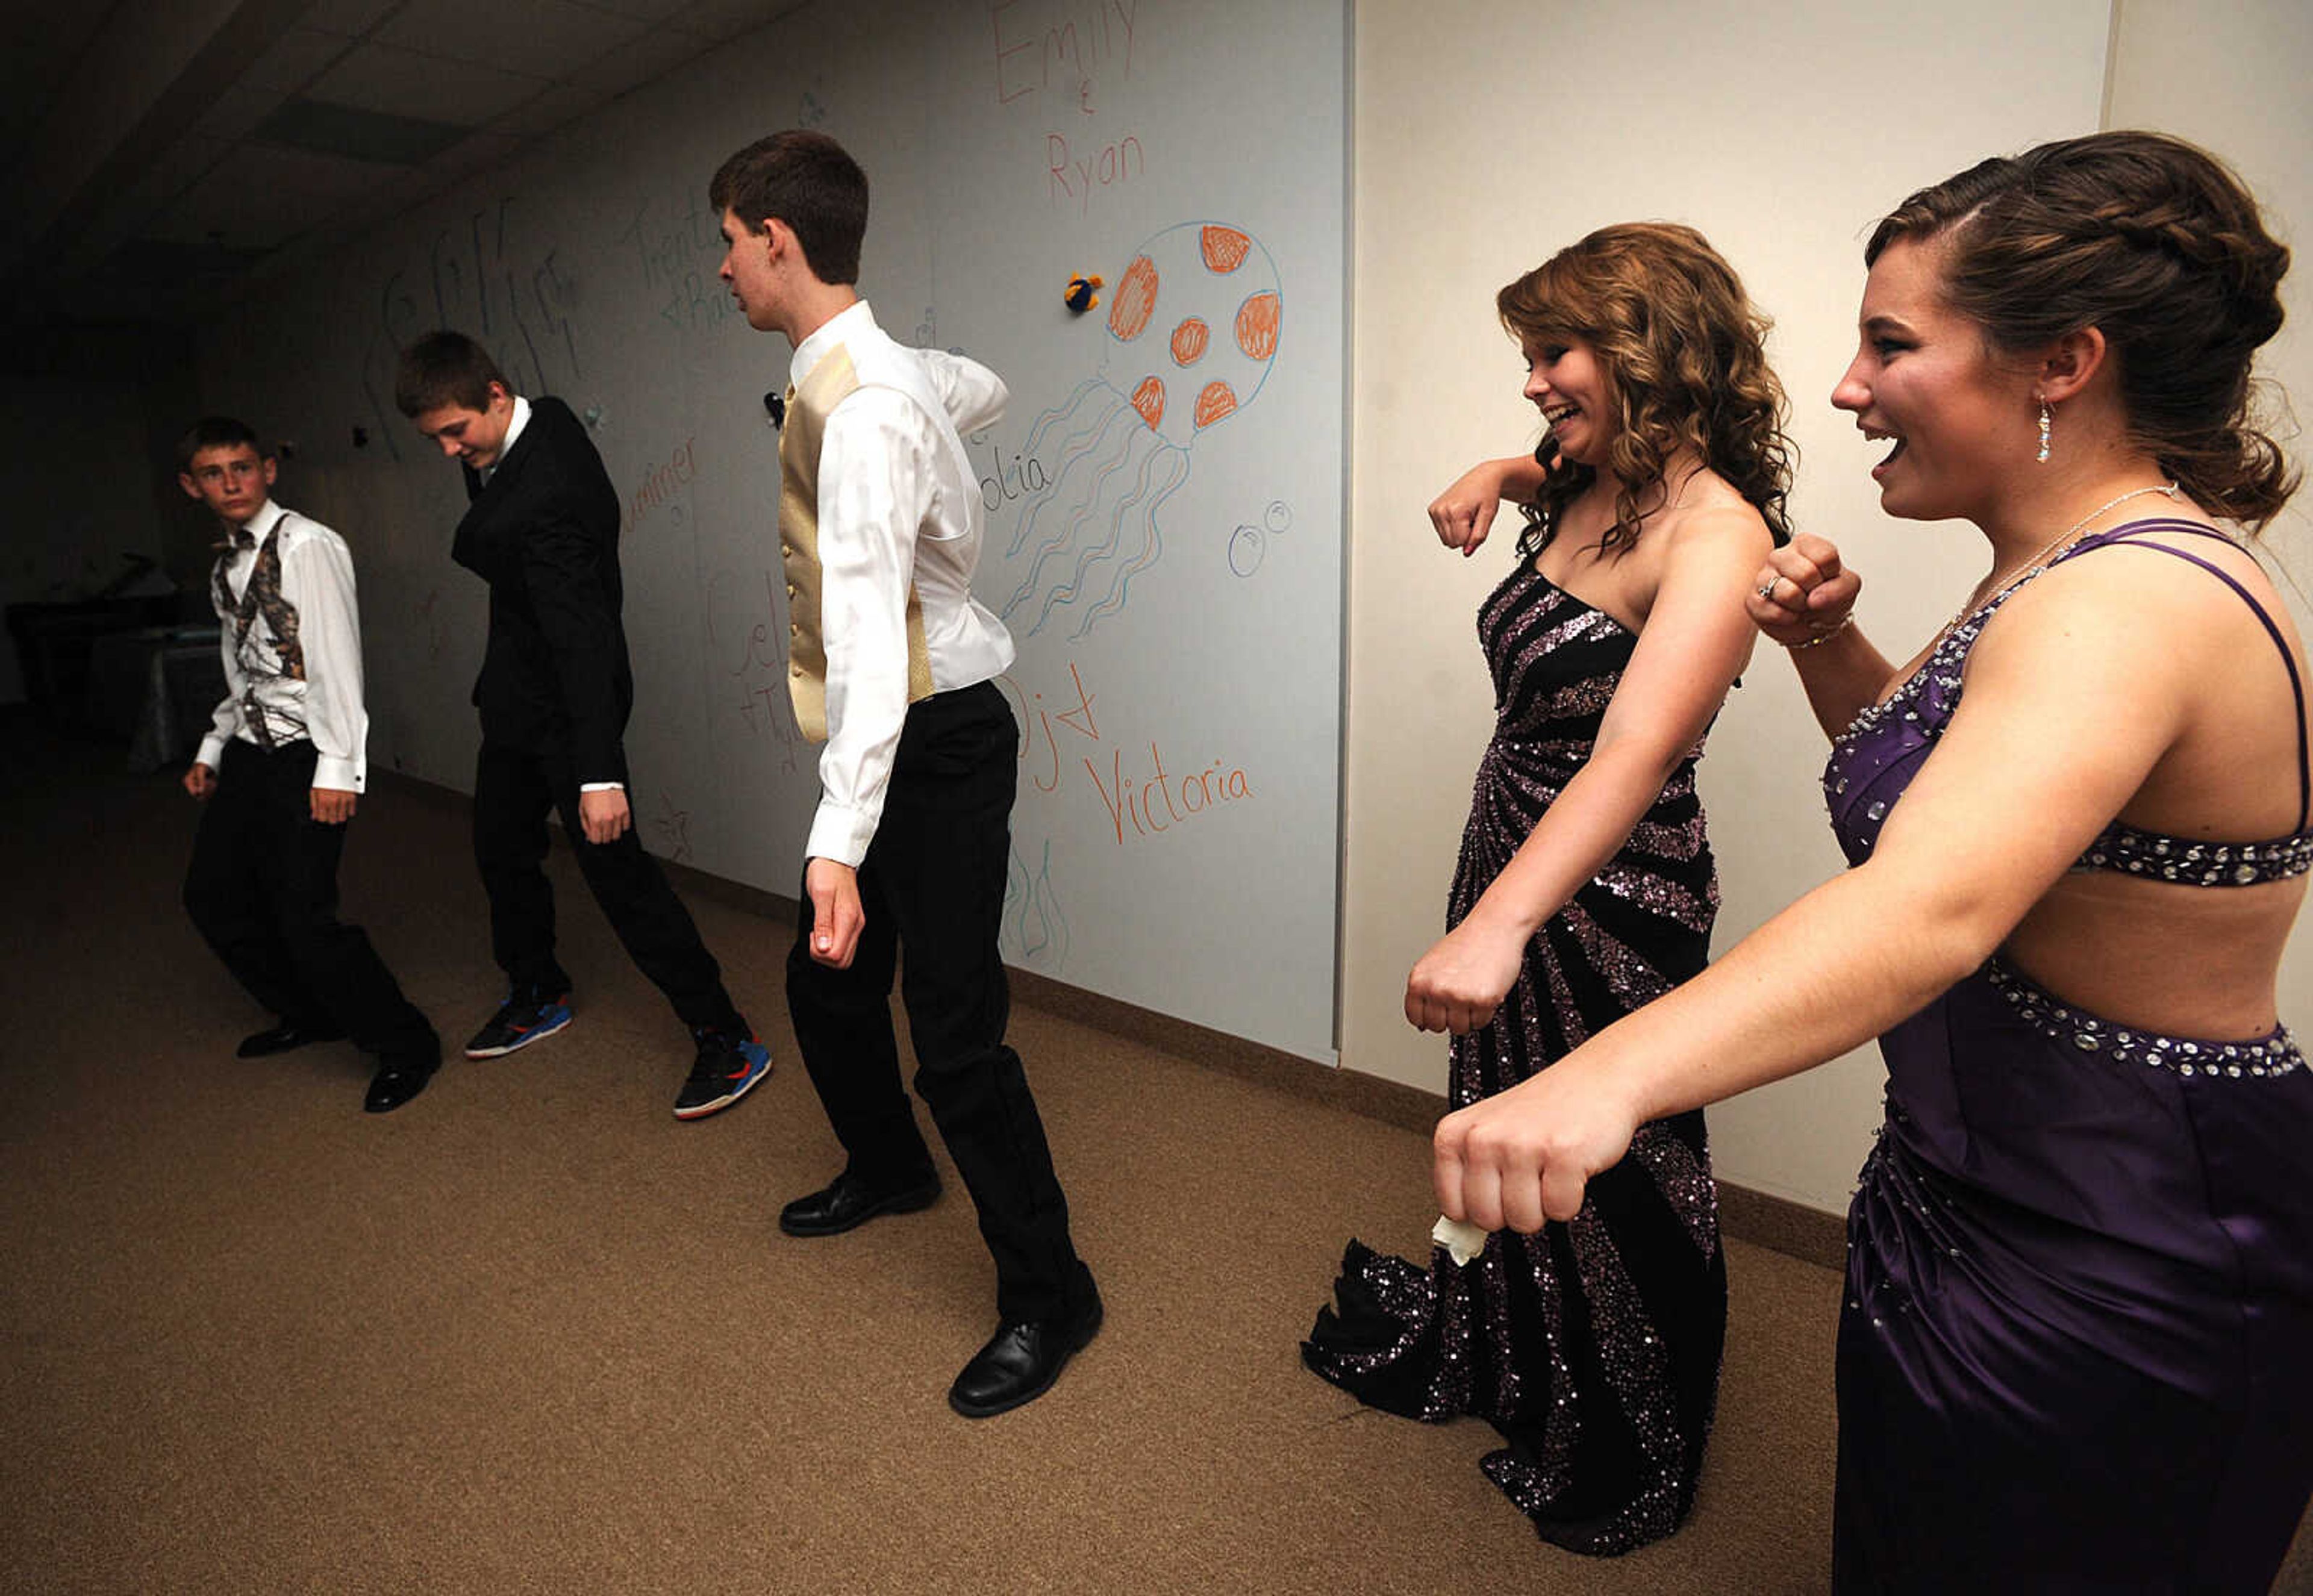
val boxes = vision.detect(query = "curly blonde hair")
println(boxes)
[1497,222,1793,558]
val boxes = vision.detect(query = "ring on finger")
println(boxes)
[1756,578,1779,599]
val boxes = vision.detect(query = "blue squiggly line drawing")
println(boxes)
[1003,411,1144,615]
[1077,449,1191,637]
[1019,378,1110,460]
[1003,387,1108,558]
[1005,397,1134,561]
[1026,438,1163,636]
[1002,838,1069,967]
[1045,388,1126,461]
[1003,410,1118,571]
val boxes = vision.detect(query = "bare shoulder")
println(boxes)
[1658,468,1773,558]
[2013,520,2290,626]
[1981,520,2307,699]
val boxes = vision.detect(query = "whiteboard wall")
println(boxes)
[199,0,1349,1062]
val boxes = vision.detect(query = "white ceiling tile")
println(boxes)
[242,27,356,95]
[0,10,108,155]
[423,129,526,182]
[160,145,399,251]
[131,135,234,209]
[311,41,546,126]
[58,136,236,276]
[573,0,698,21]
[488,82,603,139]
[377,0,651,81]
[350,166,460,226]
[194,88,293,144]
[563,24,709,98]
[299,0,409,37]
[662,0,810,44]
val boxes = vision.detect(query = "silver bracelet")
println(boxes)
[1783,614,1855,651]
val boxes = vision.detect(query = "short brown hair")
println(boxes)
[394,330,509,417]
[708,130,867,285]
[175,415,266,474]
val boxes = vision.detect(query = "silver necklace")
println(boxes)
[1929,481,2180,651]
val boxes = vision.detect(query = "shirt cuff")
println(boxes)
[804,802,874,868]
[313,755,364,793]
[579,782,625,793]
[196,733,228,770]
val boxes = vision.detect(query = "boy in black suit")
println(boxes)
[394,332,769,1120]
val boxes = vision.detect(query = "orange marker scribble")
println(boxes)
[1235,293,1280,360]
[1132,376,1167,431]
[1193,381,1238,429]
[1108,256,1159,340]
[1200,226,1252,273]
[1169,317,1210,366]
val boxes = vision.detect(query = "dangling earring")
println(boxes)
[2035,396,2053,464]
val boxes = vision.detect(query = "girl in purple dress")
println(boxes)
[1303,224,1793,1554]
[1429,132,2313,1592]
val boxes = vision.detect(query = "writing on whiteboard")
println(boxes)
[1001,659,1256,846]
[619,194,740,338]
[363,198,578,460]
[991,0,1138,104]
[706,567,804,774]
[650,791,694,864]
[1004,838,1071,970]
[1047,131,1146,212]
[629,437,700,529]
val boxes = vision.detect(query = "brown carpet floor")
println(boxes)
[5,719,2305,1594]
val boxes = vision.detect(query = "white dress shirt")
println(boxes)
[790,299,1015,865]
[478,394,531,485]
[198,499,369,791]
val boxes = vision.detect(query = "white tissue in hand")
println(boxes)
[1432,1215,1489,1266]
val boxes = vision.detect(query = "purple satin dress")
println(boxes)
[1823,521,2313,1592]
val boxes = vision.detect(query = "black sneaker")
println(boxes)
[673,1027,773,1120]
[463,990,573,1059]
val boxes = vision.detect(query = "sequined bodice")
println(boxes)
[1825,519,2313,884]
[1478,562,1699,784]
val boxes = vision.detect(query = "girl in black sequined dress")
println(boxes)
[1303,224,1793,1555]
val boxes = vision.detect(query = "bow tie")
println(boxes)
[215,525,257,552]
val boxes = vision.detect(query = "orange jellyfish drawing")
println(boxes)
[999,220,1283,639]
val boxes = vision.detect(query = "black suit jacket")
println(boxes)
[451,396,632,782]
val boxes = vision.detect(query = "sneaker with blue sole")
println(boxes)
[674,1027,773,1120]
[464,991,573,1059]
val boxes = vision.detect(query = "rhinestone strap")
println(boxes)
[2077,823,2313,887]
[1985,961,2302,1079]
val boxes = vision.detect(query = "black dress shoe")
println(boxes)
[777,1169,941,1237]
[363,1056,439,1114]
[947,1295,1104,1418]
[237,1021,348,1059]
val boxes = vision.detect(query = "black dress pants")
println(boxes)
[472,741,739,1032]
[787,682,1094,1324]
[183,738,437,1061]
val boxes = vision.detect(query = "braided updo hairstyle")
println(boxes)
[1867,129,2296,529]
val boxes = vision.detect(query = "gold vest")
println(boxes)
[777,346,936,743]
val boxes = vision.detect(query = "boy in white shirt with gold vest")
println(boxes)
[712,131,1099,1417]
